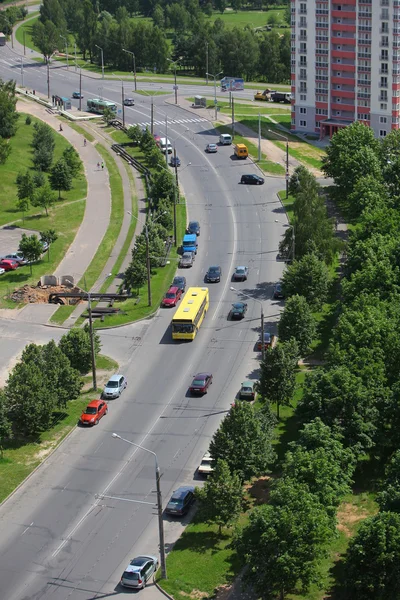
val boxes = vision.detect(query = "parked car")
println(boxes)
[198,451,214,476]
[72,91,83,99]
[230,302,247,320]
[205,143,218,153]
[233,266,248,281]
[40,240,49,252]
[172,276,186,292]
[240,174,264,185]
[189,373,213,395]
[102,374,127,399]
[0,268,5,276]
[239,381,256,400]
[123,97,135,106]
[2,253,27,265]
[0,259,19,271]
[161,286,182,307]
[120,555,159,589]
[179,252,195,268]
[165,486,195,516]
[80,400,107,426]
[170,155,181,167]
[205,265,222,283]
[186,221,200,236]
[257,332,276,351]
[273,283,284,299]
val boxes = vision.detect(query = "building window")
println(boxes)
[300,94,307,101]
[300,107,307,114]
[336,72,341,77]
[315,121,321,129]
[381,63,388,74]
[299,120,307,127]
[381,77,388,87]
[300,56,307,66]
[380,116,387,123]
[380,103,388,110]
[336,111,341,116]
[336,85,341,89]
[300,42,307,53]
[380,130,387,137]
[300,68,307,79]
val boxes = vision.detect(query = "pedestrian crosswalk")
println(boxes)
[137,117,208,128]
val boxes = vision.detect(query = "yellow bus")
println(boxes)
[172,287,209,340]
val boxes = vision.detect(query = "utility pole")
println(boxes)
[47,61,50,99]
[285,140,289,199]
[95,44,104,79]
[261,306,265,362]
[173,148,178,245]
[206,42,209,85]
[151,99,154,134]
[165,115,168,166]
[121,79,125,127]
[145,225,151,306]
[258,113,261,161]
[206,71,223,121]
[87,293,97,391]
[168,58,179,105]
[74,41,77,71]
[20,57,24,87]
[60,35,69,69]
[156,462,167,579]
[23,29,26,55]
[123,49,137,91]
[231,94,235,138]
[79,67,82,111]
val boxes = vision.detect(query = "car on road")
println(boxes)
[230,302,247,320]
[205,143,218,153]
[40,240,49,252]
[80,400,107,426]
[179,252,195,268]
[165,486,195,516]
[102,374,127,399]
[72,91,83,99]
[273,283,284,299]
[186,221,200,236]
[189,372,213,395]
[170,155,181,167]
[205,265,222,283]
[172,276,186,292]
[198,451,214,476]
[2,253,28,265]
[0,259,19,271]
[257,332,276,351]
[123,97,135,106]
[161,286,182,307]
[232,266,248,281]
[0,267,5,276]
[240,174,264,185]
[239,381,256,400]
[120,555,159,589]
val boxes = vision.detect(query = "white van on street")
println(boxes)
[219,133,232,145]
[160,137,173,154]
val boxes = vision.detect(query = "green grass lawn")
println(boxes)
[14,14,41,54]
[208,8,288,29]
[0,354,118,504]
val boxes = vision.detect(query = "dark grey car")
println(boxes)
[205,265,222,283]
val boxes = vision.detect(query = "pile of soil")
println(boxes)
[11,284,83,305]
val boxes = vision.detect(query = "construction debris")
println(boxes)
[11,284,83,305]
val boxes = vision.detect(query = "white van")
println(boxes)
[159,137,173,154]
[219,133,232,145]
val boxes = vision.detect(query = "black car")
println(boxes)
[273,283,284,299]
[187,221,200,236]
[72,91,83,99]
[172,276,186,292]
[165,486,195,516]
[206,265,222,283]
[230,302,247,320]
[241,174,264,185]
[170,155,181,167]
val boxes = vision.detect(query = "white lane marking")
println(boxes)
[21,522,34,536]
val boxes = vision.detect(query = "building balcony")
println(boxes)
[358,79,371,86]
[331,23,356,32]
[332,49,356,59]
[332,37,356,46]
[331,102,355,112]
[332,10,356,19]
[331,76,355,85]
[334,63,356,72]
[332,89,356,99]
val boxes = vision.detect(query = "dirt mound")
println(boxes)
[11,284,82,305]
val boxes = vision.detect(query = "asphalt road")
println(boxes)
[0,48,287,600]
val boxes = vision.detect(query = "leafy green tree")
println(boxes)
[347,175,389,219]
[0,138,11,164]
[167,3,190,31]
[235,480,333,600]
[62,146,81,177]
[124,259,147,294]
[127,124,143,144]
[32,121,55,153]
[39,229,58,261]
[377,450,400,513]
[16,170,35,201]
[258,340,299,418]
[0,78,18,138]
[380,129,400,198]
[59,326,101,374]
[18,234,43,274]
[215,0,227,13]
[282,253,330,309]
[151,170,175,205]
[231,0,242,12]
[31,182,57,215]
[152,4,164,27]
[278,295,316,356]
[40,0,67,31]
[16,197,30,222]
[33,170,46,188]
[102,106,115,125]
[31,19,60,62]
[49,159,72,199]
[39,341,82,409]
[343,512,400,600]
[154,201,173,230]
[33,147,54,171]
[146,146,164,169]
[76,0,97,61]
[0,391,11,458]
[196,459,243,534]
[282,418,355,513]
[210,401,275,482]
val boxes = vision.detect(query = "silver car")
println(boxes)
[2,253,28,265]
[102,374,127,399]
[179,252,195,268]
[120,555,158,589]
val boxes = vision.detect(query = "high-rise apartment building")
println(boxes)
[291,0,400,139]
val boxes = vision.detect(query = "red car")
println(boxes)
[161,286,182,307]
[0,259,19,271]
[189,373,213,395]
[80,400,108,426]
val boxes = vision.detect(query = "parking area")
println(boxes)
[0,226,38,258]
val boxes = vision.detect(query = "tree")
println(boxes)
[103,107,115,124]
[235,481,333,600]
[0,138,11,164]
[196,459,243,534]
[258,340,299,418]
[215,0,227,13]
[0,391,11,458]
[209,401,275,482]
[31,182,57,216]
[62,146,81,177]
[31,19,60,61]
[343,512,400,600]
[127,124,143,145]
[16,170,35,201]
[278,295,316,356]
[282,253,330,309]
[32,121,55,153]
[0,78,18,138]
[377,450,400,513]
[49,159,72,199]
[16,197,30,222]
[33,146,54,171]
[39,229,58,261]
[18,234,43,274]
[39,341,82,409]
[124,259,147,294]
[59,326,101,374]
[151,170,175,205]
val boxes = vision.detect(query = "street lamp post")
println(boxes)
[167,58,180,105]
[205,42,209,85]
[59,35,69,69]
[112,433,167,580]
[85,273,112,391]
[95,44,104,79]
[275,219,295,262]
[269,129,289,199]
[123,49,136,91]
[47,60,50,99]
[113,75,125,127]
[206,71,223,121]
[230,287,265,362]
[20,57,24,88]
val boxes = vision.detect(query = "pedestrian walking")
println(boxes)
[84,138,87,147]
[101,162,104,170]
[97,162,100,170]
[335,217,339,231]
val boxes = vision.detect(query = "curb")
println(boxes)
[153,578,175,600]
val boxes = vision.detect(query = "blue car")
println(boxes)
[72,91,83,99]
[170,155,181,167]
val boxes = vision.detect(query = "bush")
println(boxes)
[25,115,32,125]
